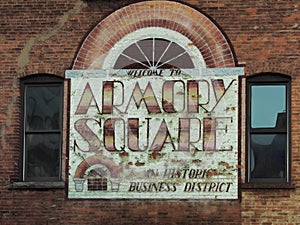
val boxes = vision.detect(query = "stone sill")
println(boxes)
[10,181,65,190]
[241,183,296,189]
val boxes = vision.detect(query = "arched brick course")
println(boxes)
[72,1,236,69]
[17,62,70,78]
[74,156,122,179]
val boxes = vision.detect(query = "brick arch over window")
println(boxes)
[72,1,236,70]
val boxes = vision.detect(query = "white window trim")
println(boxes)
[102,27,206,70]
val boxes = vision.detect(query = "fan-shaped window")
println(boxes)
[114,38,195,69]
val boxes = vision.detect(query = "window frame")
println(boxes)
[246,73,291,184]
[114,37,195,69]
[20,74,64,182]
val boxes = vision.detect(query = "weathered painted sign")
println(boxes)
[66,68,243,199]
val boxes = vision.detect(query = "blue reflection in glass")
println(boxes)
[251,85,286,128]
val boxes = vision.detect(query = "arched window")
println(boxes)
[114,38,194,69]
[102,27,206,70]
[246,73,291,183]
[21,74,63,182]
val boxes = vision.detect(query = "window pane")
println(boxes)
[26,86,61,130]
[25,134,60,179]
[114,38,194,69]
[251,85,286,128]
[250,134,286,180]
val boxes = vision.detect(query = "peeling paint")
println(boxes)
[135,161,145,167]
[67,68,243,199]
[119,151,129,157]
[148,151,162,160]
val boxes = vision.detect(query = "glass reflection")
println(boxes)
[26,134,60,178]
[251,85,286,128]
[26,86,61,130]
[250,134,286,179]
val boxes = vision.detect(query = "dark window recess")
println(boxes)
[21,75,63,182]
[247,73,291,184]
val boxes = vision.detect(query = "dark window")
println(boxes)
[247,73,291,183]
[21,75,63,181]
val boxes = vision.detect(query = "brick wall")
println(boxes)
[0,0,299,224]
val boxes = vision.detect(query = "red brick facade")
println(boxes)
[1,0,299,224]
[73,1,235,69]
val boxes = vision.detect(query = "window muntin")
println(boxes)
[114,38,194,69]
[247,74,290,183]
[102,27,206,70]
[22,75,63,182]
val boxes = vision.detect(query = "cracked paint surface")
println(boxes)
[66,68,243,199]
